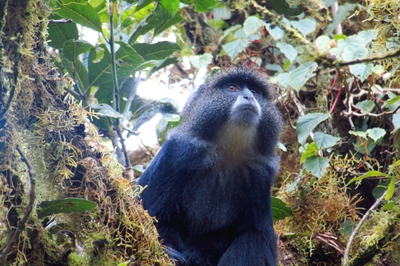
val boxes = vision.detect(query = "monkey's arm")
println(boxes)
[137,133,210,238]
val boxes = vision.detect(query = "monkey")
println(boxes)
[138,68,283,266]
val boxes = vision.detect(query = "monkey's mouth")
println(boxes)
[237,104,259,115]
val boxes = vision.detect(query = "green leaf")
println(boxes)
[192,0,219,12]
[385,177,396,200]
[54,2,103,32]
[315,36,332,53]
[89,103,122,118]
[326,3,357,35]
[314,132,340,149]
[243,16,263,36]
[156,114,181,145]
[265,23,284,40]
[358,29,378,44]
[304,156,329,179]
[88,43,144,102]
[37,198,96,219]
[354,100,375,113]
[349,130,367,139]
[61,55,89,93]
[296,113,330,144]
[289,63,318,91]
[222,38,248,59]
[334,36,368,61]
[392,112,400,133]
[277,42,297,63]
[131,42,180,60]
[62,40,93,61]
[349,63,373,82]
[366,127,386,142]
[271,197,293,221]
[189,53,213,69]
[270,0,302,16]
[47,15,79,49]
[347,170,389,185]
[291,18,316,36]
[300,142,319,163]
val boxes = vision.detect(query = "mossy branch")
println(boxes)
[0,145,36,263]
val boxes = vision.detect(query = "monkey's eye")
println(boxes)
[250,88,260,94]
[227,85,238,92]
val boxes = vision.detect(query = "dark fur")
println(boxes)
[138,68,282,266]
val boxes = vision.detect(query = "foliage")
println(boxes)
[1,0,400,265]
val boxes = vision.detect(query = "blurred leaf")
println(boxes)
[189,53,213,69]
[192,0,219,12]
[62,40,93,61]
[37,198,96,219]
[349,130,367,139]
[349,63,373,82]
[47,14,79,49]
[358,29,378,44]
[131,42,180,60]
[243,16,263,35]
[300,142,318,163]
[156,114,181,145]
[314,132,340,149]
[291,18,316,36]
[392,112,400,133]
[326,3,357,35]
[296,113,330,144]
[54,1,103,32]
[222,38,248,59]
[315,36,331,53]
[354,100,375,113]
[289,63,318,91]
[265,23,284,40]
[385,177,396,200]
[270,0,302,16]
[366,127,386,142]
[348,170,389,185]
[304,156,329,179]
[89,103,123,118]
[272,197,293,221]
[61,54,89,93]
[277,42,297,63]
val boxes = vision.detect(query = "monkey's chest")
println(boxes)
[183,167,267,231]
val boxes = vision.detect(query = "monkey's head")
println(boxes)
[177,68,282,157]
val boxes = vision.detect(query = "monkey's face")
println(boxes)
[224,82,262,126]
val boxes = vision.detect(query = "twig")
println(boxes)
[0,145,36,262]
[342,190,387,265]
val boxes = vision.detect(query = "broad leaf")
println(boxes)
[62,40,93,61]
[304,156,329,179]
[192,0,220,12]
[222,38,248,59]
[314,132,340,149]
[296,113,330,144]
[349,63,373,82]
[392,112,400,133]
[289,63,318,91]
[131,42,180,60]
[277,42,298,63]
[355,100,375,113]
[54,1,103,32]
[47,15,79,49]
[291,18,316,36]
[37,198,96,219]
[366,127,386,142]
[272,197,293,221]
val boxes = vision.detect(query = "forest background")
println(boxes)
[0,0,400,265]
